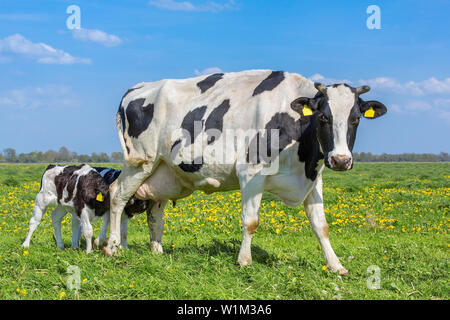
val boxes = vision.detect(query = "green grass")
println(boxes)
[0,163,448,300]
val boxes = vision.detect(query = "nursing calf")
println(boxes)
[22,164,151,252]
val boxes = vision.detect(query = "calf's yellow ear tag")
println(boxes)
[96,192,104,202]
[364,107,375,118]
[302,105,313,116]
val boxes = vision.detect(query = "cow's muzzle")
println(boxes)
[328,155,353,171]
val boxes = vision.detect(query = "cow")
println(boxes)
[22,164,152,252]
[104,70,387,274]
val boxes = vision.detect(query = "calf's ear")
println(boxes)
[291,97,320,117]
[360,100,387,119]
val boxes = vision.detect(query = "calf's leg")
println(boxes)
[79,210,94,253]
[94,213,110,249]
[71,212,81,249]
[51,205,67,249]
[22,191,55,247]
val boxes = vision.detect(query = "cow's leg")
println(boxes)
[71,212,81,249]
[104,165,151,256]
[94,213,110,249]
[304,176,348,275]
[120,214,130,248]
[51,205,66,250]
[147,200,167,253]
[22,191,55,247]
[79,210,94,253]
[237,173,264,266]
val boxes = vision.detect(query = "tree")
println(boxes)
[111,152,123,163]
[3,148,17,162]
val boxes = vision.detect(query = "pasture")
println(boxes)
[0,163,448,300]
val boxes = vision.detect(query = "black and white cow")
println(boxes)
[22,164,152,252]
[104,70,387,274]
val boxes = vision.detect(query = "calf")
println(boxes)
[22,164,151,252]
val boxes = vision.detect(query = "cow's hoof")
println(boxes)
[150,241,163,254]
[22,242,29,248]
[102,245,117,256]
[329,265,349,275]
[236,256,252,267]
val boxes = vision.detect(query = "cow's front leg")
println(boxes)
[237,174,264,266]
[147,200,167,254]
[104,165,151,256]
[304,177,348,275]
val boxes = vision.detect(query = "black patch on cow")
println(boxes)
[73,171,110,217]
[178,157,204,173]
[64,174,78,203]
[126,98,155,139]
[197,73,224,94]
[205,99,231,145]
[245,111,323,181]
[297,115,324,181]
[54,165,84,204]
[247,113,300,164]
[181,106,208,145]
[252,71,285,96]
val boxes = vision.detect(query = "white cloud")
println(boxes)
[149,0,238,12]
[0,85,77,110]
[194,67,223,76]
[358,77,450,96]
[309,73,352,85]
[71,28,123,47]
[0,34,91,64]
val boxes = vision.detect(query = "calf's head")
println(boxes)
[292,83,387,171]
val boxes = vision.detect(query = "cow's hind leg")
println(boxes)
[120,214,130,248]
[22,191,55,247]
[304,176,348,275]
[51,205,67,249]
[147,200,167,253]
[237,173,264,266]
[104,165,152,256]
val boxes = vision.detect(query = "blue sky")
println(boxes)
[0,0,449,155]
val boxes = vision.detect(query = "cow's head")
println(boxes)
[291,83,387,171]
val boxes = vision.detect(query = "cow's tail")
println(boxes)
[116,111,130,163]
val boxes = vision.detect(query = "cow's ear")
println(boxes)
[291,97,319,117]
[360,100,387,119]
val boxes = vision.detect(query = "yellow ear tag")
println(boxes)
[302,105,313,116]
[96,193,104,202]
[364,107,375,118]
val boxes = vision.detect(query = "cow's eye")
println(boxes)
[351,117,360,126]
[319,114,330,123]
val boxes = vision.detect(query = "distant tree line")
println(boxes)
[353,152,449,162]
[0,147,448,163]
[0,147,123,163]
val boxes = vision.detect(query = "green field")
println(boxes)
[0,163,448,300]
